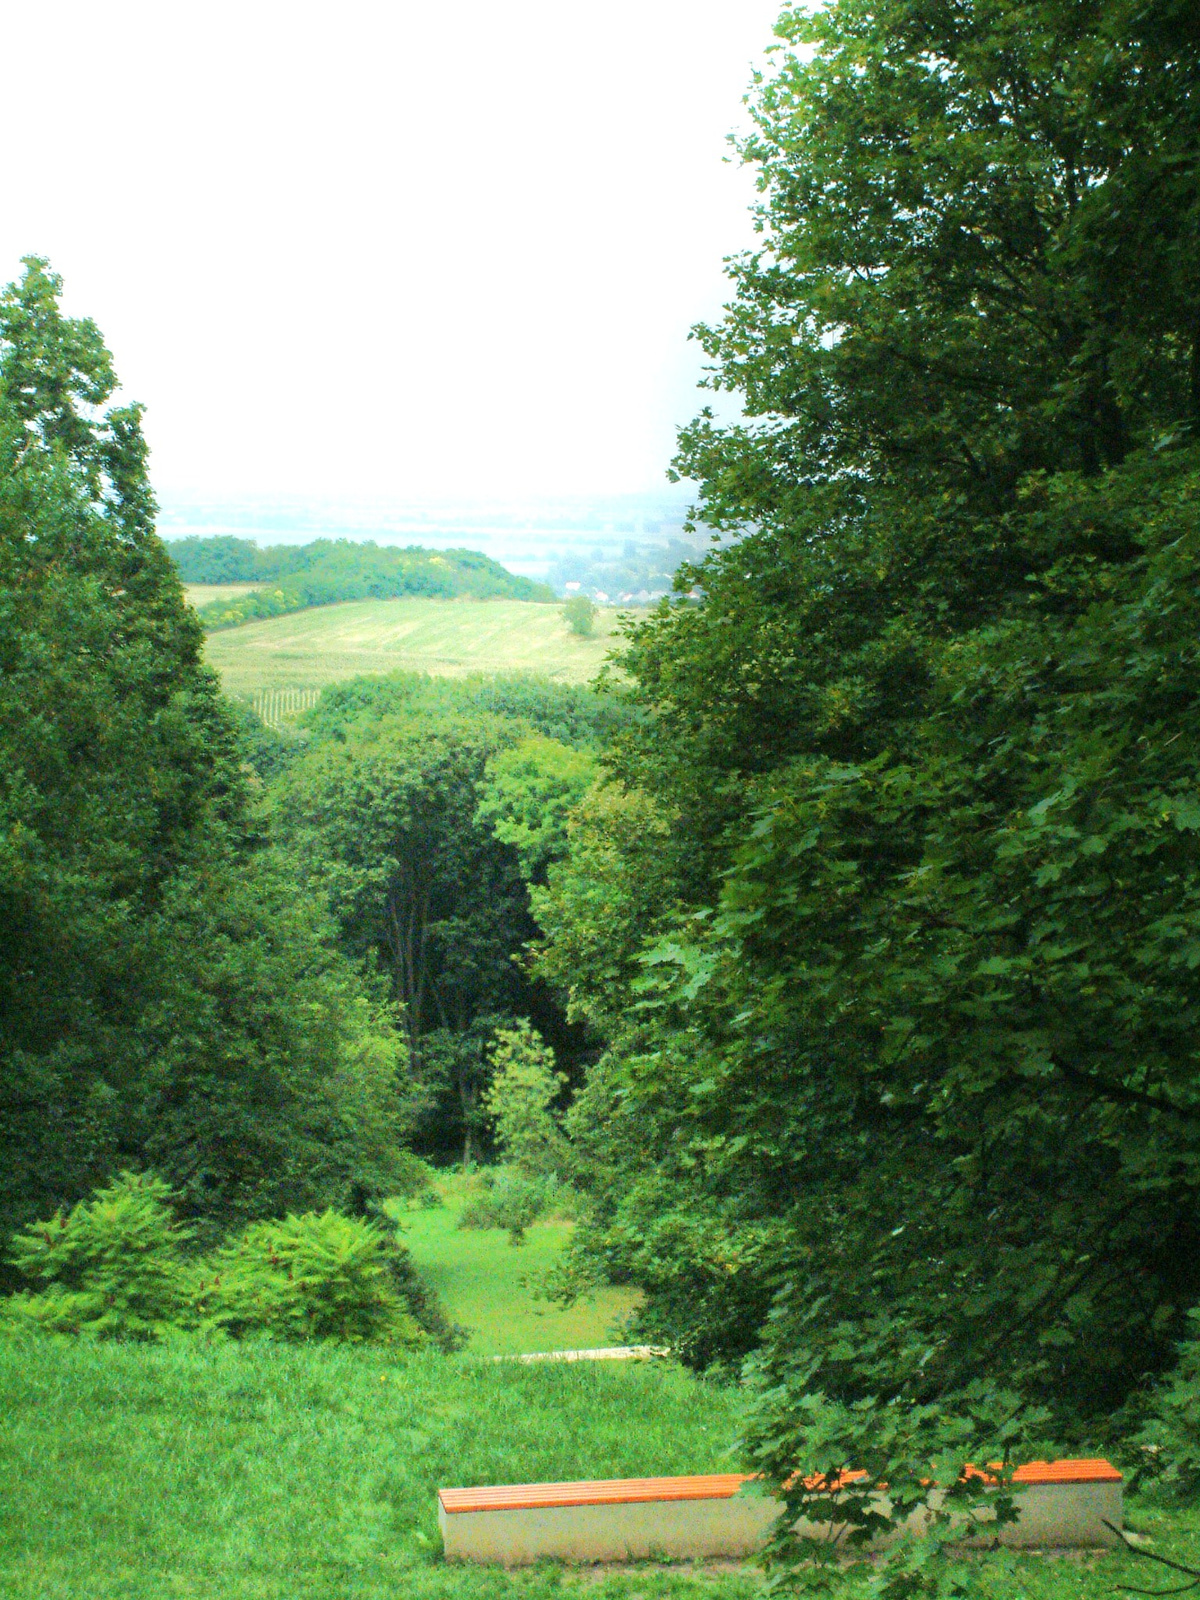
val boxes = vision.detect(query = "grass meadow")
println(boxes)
[3,1333,1197,1600]
[0,1338,752,1600]
[195,593,641,702]
[395,1174,641,1357]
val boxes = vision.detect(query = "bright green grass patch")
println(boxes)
[1,1337,1194,1600]
[200,596,641,698]
[397,1176,640,1357]
[0,1338,752,1600]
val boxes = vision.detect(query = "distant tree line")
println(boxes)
[168,534,554,628]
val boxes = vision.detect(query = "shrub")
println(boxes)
[561,595,596,637]
[1133,1309,1200,1499]
[457,1169,569,1246]
[199,1210,426,1345]
[3,1173,193,1340]
[2,1173,463,1349]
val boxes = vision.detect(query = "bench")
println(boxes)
[437,1459,1124,1564]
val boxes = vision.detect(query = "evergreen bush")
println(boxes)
[199,1211,425,1345]
[3,1173,192,1340]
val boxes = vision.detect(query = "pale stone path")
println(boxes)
[496,1345,670,1363]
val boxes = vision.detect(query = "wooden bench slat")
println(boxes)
[438,1459,1121,1515]
[439,1474,753,1514]
[1010,1459,1122,1486]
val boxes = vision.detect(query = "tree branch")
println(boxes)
[1051,1056,1200,1125]
[1104,1520,1200,1595]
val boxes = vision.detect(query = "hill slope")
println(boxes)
[167,536,554,629]
[201,595,634,704]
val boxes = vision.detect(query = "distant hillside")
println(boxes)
[165,536,554,628]
[547,536,706,604]
[201,595,634,703]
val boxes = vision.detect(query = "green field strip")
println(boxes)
[200,596,640,695]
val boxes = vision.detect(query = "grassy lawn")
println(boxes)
[2,1334,1197,1600]
[199,595,641,700]
[0,1339,753,1600]
[396,1176,641,1357]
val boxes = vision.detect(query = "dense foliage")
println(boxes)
[168,534,553,628]
[264,672,622,1163]
[3,1172,454,1347]
[0,259,414,1265]
[528,0,1200,1542]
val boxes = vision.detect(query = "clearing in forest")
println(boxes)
[396,1174,641,1357]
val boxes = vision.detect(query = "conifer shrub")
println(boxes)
[3,1173,192,1340]
[199,1211,425,1345]
[2,1172,461,1348]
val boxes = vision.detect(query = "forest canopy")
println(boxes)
[168,535,553,628]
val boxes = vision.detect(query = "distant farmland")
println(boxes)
[197,592,640,709]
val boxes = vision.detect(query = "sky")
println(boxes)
[0,1,786,503]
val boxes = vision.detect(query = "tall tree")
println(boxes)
[0,259,409,1255]
[537,0,1200,1529]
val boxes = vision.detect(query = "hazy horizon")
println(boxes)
[2,1,785,504]
[156,484,709,587]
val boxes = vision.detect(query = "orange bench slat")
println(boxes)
[438,1459,1121,1515]
[439,1474,754,1514]
[1011,1459,1122,1486]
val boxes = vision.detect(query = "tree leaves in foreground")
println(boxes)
[0,258,411,1262]
[531,0,1200,1538]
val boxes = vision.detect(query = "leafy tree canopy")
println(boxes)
[168,535,553,627]
[267,675,616,1162]
[477,735,599,880]
[534,0,1200,1538]
[0,259,411,1260]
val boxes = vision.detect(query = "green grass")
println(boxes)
[198,595,641,698]
[396,1176,641,1357]
[3,1334,1198,1600]
[0,1337,753,1600]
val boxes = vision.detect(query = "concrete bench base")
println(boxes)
[438,1462,1123,1565]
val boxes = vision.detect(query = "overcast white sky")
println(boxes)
[0,1,785,502]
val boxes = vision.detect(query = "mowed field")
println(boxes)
[192,591,640,699]
[394,1175,641,1357]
